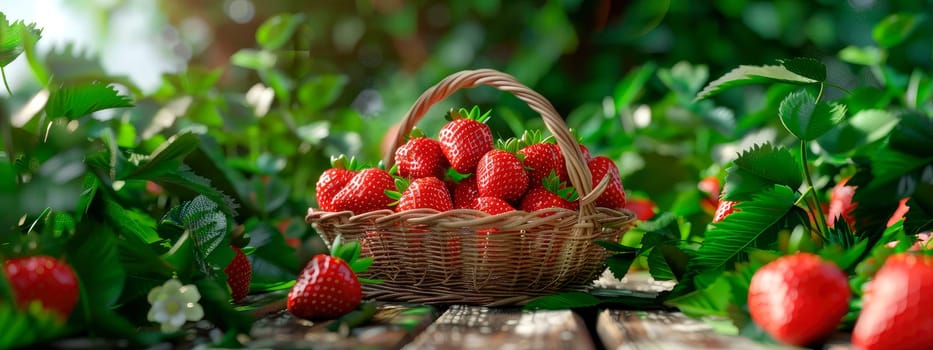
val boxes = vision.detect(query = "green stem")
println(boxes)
[1,67,11,95]
[800,140,829,239]
[815,82,825,103]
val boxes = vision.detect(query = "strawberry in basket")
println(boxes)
[439,107,494,174]
[476,139,529,203]
[315,155,359,212]
[517,130,568,185]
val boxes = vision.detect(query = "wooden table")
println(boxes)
[238,272,856,350]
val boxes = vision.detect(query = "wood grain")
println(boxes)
[597,310,793,350]
[249,304,439,349]
[402,305,595,350]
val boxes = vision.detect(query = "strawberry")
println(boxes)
[315,155,358,212]
[712,200,738,223]
[438,107,494,174]
[476,145,529,203]
[698,176,721,215]
[624,197,656,221]
[331,168,395,214]
[390,177,453,212]
[517,130,567,185]
[452,176,479,209]
[852,254,933,350]
[3,255,79,320]
[827,177,856,229]
[225,246,252,303]
[473,196,516,215]
[394,128,448,179]
[885,197,910,227]
[747,253,850,347]
[578,144,592,161]
[587,156,627,209]
[287,254,362,320]
[520,172,579,214]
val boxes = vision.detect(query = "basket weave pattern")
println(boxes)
[307,69,636,306]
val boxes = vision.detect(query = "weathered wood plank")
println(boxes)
[402,305,595,350]
[597,310,791,350]
[248,303,440,349]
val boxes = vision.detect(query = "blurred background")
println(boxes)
[2,0,931,232]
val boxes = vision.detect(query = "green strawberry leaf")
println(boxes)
[614,62,657,110]
[104,199,161,244]
[873,13,924,48]
[904,180,933,234]
[696,59,823,101]
[523,291,602,310]
[778,90,847,141]
[152,165,240,222]
[45,82,134,119]
[0,302,66,349]
[0,13,42,67]
[723,144,802,202]
[664,274,731,318]
[163,195,234,275]
[594,240,638,253]
[125,132,200,180]
[255,13,306,50]
[686,185,798,274]
[326,302,378,333]
[605,252,637,280]
[817,109,898,156]
[889,111,933,157]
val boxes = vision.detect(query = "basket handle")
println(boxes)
[382,69,601,213]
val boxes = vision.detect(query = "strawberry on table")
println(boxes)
[394,128,449,179]
[315,155,359,212]
[852,254,933,350]
[476,139,529,203]
[287,254,363,320]
[3,255,80,320]
[587,156,627,209]
[438,106,494,174]
[747,253,850,347]
[224,246,252,303]
[331,168,395,214]
[390,177,453,212]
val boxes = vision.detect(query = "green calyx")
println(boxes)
[329,235,376,276]
[446,105,492,124]
[495,138,525,162]
[542,171,578,202]
[331,154,361,171]
[384,177,410,204]
[518,129,554,148]
[408,127,426,140]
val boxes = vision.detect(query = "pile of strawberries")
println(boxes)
[315,107,628,217]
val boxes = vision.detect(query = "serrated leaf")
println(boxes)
[687,185,798,273]
[779,57,827,82]
[0,13,42,67]
[873,13,924,48]
[664,275,731,318]
[523,291,602,310]
[723,144,802,201]
[647,246,676,281]
[778,90,846,141]
[606,252,636,280]
[104,199,161,244]
[45,82,133,119]
[174,195,233,274]
[153,165,239,222]
[126,132,200,180]
[696,61,822,100]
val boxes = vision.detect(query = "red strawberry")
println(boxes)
[885,197,910,227]
[852,254,933,350]
[225,246,252,303]
[587,156,626,209]
[438,107,494,174]
[392,177,453,212]
[698,176,721,215]
[452,176,479,209]
[748,253,850,347]
[517,130,567,185]
[827,177,856,229]
[3,255,79,320]
[394,129,448,179]
[476,148,529,203]
[287,254,362,320]
[473,196,516,215]
[331,168,395,214]
[578,144,592,161]
[624,197,656,221]
[520,172,579,214]
[713,200,738,223]
[315,155,358,212]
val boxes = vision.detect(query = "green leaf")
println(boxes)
[167,195,233,275]
[523,291,602,310]
[838,46,886,66]
[723,144,802,201]
[889,111,933,157]
[75,174,99,218]
[297,75,348,111]
[194,278,254,332]
[658,61,708,100]
[152,165,239,222]
[873,13,924,48]
[104,199,161,244]
[256,14,305,50]
[0,303,66,349]
[0,13,42,67]
[126,132,200,180]
[696,59,823,100]
[904,180,933,234]
[230,49,276,70]
[687,185,798,273]
[614,62,657,110]
[68,222,127,310]
[779,57,827,83]
[606,253,636,280]
[778,90,846,141]
[664,275,731,318]
[45,82,133,119]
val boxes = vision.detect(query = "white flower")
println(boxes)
[147,279,204,333]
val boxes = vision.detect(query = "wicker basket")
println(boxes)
[306,69,636,306]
